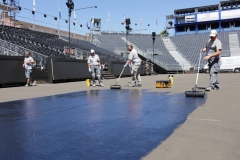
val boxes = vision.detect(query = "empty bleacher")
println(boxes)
[63,36,126,63]
[171,32,231,67]
[0,25,125,66]
[95,33,182,71]
[1,25,236,72]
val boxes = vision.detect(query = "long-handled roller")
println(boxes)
[185,52,205,97]
[110,67,125,89]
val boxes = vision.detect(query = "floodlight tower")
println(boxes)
[9,0,20,21]
[66,0,74,55]
[125,18,132,52]
[152,32,158,63]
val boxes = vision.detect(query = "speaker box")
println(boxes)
[126,18,131,25]
[152,32,156,37]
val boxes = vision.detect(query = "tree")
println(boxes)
[160,29,169,36]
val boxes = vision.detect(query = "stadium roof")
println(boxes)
[166,15,174,20]
[175,4,219,15]
[220,1,240,6]
[174,8,195,15]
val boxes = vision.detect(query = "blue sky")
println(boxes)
[14,0,221,35]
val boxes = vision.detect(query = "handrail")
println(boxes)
[0,38,48,58]
[0,46,21,56]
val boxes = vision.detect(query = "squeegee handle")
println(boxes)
[195,52,202,85]
[115,67,125,85]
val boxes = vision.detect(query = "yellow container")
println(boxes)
[156,81,160,88]
[156,80,171,88]
[169,77,173,85]
[168,75,174,85]
[86,79,91,86]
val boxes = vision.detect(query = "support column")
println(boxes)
[219,4,222,31]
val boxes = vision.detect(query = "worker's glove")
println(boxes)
[88,68,91,73]
[99,66,101,70]
[124,64,127,68]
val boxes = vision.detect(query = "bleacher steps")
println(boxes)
[162,37,191,70]
[229,33,240,56]
[102,71,116,79]
[120,37,165,70]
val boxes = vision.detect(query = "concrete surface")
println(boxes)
[0,73,240,160]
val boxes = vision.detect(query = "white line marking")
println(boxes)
[187,118,222,122]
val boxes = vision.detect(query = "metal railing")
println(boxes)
[0,39,48,69]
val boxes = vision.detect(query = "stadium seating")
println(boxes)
[95,33,182,70]
[0,25,125,65]
[1,25,236,71]
[171,32,231,66]
[127,35,182,70]
[62,36,126,63]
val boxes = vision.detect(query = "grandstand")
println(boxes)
[1,0,240,74]
[94,33,182,71]
[0,25,126,69]
[171,32,231,66]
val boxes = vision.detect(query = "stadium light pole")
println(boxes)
[66,0,74,56]
[152,32,156,63]
[73,5,97,43]
[66,0,96,55]
[125,18,132,56]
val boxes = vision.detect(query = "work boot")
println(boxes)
[214,86,222,90]
[128,83,136,87]
[32,81,37,86]
[92,83,96,87]
[100,83,104,87]
[137,82,142,87]
[205,87,213,91]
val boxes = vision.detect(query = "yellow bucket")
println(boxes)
[86,79,91,86]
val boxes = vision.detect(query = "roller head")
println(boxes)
[185,91,205,97]
[110,85,121,89]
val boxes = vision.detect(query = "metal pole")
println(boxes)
[153,40,155,63]
[58,5,59,36]
[74,25,75,38]
[33,14,35,30]
[126,29,128,56]
[68,8,70,56]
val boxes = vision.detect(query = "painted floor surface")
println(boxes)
[0,89,206,160]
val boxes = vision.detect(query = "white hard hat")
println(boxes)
[90,49,95,53]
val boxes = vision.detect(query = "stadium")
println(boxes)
[0,0,240,159]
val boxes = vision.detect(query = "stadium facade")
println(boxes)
[173,1,240,35]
